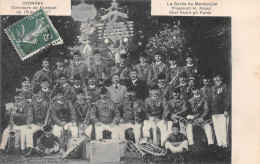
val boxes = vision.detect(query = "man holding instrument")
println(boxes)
[24,84,51,157]
[0,90,29,154]
[73,89,92,138]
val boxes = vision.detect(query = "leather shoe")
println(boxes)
[25,148,34,157]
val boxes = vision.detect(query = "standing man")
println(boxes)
[200,74,213,101]
[185,85,214,147]
[182,54,198,79]
[90,87,120,140]
[117,87,146,144]
[211,72,231,148]
[151,52,169,84]
[134,53,152,86]
[32,58,54,88]
[125,69,149,101]
[25,85,50,157]
[18,76,33,102]
[168,54,183,84]
[142,85,168,146]
[91,50,109,80]
[106,74,127,104]
[0,90,29,153]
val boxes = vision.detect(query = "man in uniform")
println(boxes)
[67,51,88,84]
[182,54,198,79]
[200,74,213,101]
[70,73,84,103]
[168,54,183,84]
[50,88,78,140]
[157,73,172,101]
[91,50,109,80]
[32,58,54,88]
[151,52,169,84]
[175,73,189,100]
[117,87,145,144]
[73,89,93,138]
[18,76,33,102]
[58,73,72,101]
[185,85,214,147]
[134,53,152,86]
[125,69,149,101]
[0,90,29,153]
[84,75,101,104]
[25,85,50,157]
[211,72,231,148]
[142,85,168,146]
[106,74,127,104]
[165,88,189,135]
[90,87,120,140]
[40,77,53,102]
[53,57,68,84]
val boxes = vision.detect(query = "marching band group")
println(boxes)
[0,49,231,157]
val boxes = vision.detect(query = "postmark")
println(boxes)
[4,9,63,61]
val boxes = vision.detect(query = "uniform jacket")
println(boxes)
[19,88,33,101]
[50,99,76,125]
[175,83,190,101]
[36,133,61,150]
[134,63,152,85]
[32,68,54,87]
[84,86,101,103]
[200,85,212,101]
[5,100,30,126]
[166,98,189,119]
[211,83,231,114]
[53,67,68,82]
[187,96,210,120]
[67,62,88,80]
[151,62,169,80]
[106,84,127,104]
[60,83,72,100]
[27,98,50,125]
[164,132,187,146]
[124,79,149,101]
[70,84,83,103]
[118,97,146,124]
[182,64,197,78]
[73,100,91,123]
[144,97,168,119]
[91,62,109,79]
[90,99,120,124]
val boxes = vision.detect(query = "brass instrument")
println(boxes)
[7,107,17,153]
[44,99,54,126]
[126,141,146,158]
[168,68,182,86]
[138,142,166,156]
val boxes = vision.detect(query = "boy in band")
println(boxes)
[50,88,78,140]
[134,53,152,85]
[151,52,169,83]
[0,90,29,153]
[211,72,231,148]
[67,51,88,84]
[165,88,189,135]
[186,85,214,147]
[84,75,101,103]
[35,124,61,157]
[32,58,54,88]
[53,57,68,83]
[70,73,84,103]
[164,123,188,153]
[142,85,168,146]
[73,89,92,138]
[91,50,109,80]
[18,76,33,102]
[117,87,145,144]
[25,85,50,157]
[90,87,120,140]
[40,77,53,102]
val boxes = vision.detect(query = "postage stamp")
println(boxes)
[4,9,63,61]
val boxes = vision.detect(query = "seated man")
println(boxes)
[35,124,61,157]
[50,88,78,140]
[186,85,214,147]
[164,123,188,153]
[142,85,168,146]
[117,87,145,144]
[25,85,50,157]
[0,90,29,154]
[90,87,120,140]
[73,89,92,138]
[166,88,188,135]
